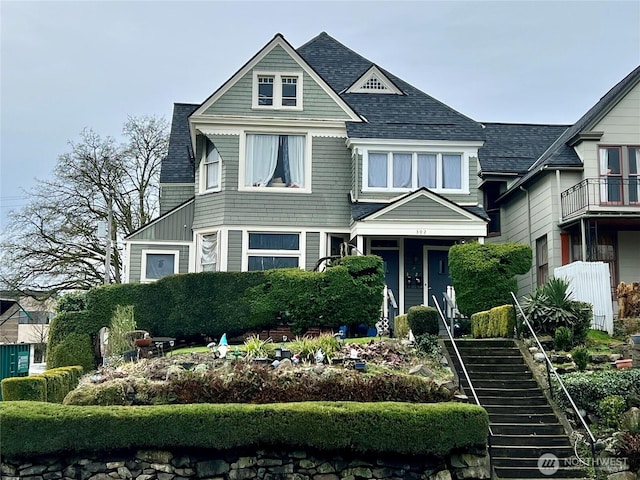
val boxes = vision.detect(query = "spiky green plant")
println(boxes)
[242,335,273,360]
[109,305,136,356]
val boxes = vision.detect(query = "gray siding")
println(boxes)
[128,201,194,241]
[618,231,640,283]
[129,244,190,283]
[160,184,195,214]
[227,230,243,272]
[194,136,352,229]
[375,196,468,221]
[306,232,320,270]
[204,46,350,120]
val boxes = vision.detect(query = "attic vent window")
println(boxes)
[346,65,403,95]
[362,76,388,91]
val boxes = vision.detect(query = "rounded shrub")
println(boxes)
[571,346,589,371]
[599,395,626,429]
[394,314,409,338]
[554,326,573,351]
[407,306,439,336]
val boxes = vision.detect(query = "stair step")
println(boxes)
[451,348,522,357]
[461,379,539,389]
[445,339,515,348]
[490,423,566,435]
[476,387,544,397]
[457,369,534,379]
[460,355,526,364]
[484,404,555,415]
[491,445,575,458]
[488,413,560,424]
[493,465,587,479]
[491,434,573,447]
[479,395,549,406]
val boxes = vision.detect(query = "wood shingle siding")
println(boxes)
[160,184,195,214]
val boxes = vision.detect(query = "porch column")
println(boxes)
[477,237,485,244]
[581,218,587,261]
[355,235,364,255]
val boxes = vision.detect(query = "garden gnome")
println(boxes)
[218,333,229,358]
[315,348,325,364]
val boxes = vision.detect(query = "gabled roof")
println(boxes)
[125,197,195,240]
[478,123,571,175]
[350,189,489,222]
[191,33,361,122]
[297,33,485,142]
[160,103,199,184]
[502,65,640,196]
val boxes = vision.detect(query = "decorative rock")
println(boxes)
[278,358,294,370]
[196,460,230,477]
[157,473,174,480]
[171,456,191,468]
[43,473,62,479]
[455,465,490,479]
[235,457,257,469]
[173,468,195,476]
[607,472,637,480]
[116,467,132,478]
[20,465,48,476]
[137,450,174,464]
[534,352,546,362]
[105,462,125,469]
[229,467,257,480]
[151,463,174,473]
[611,353,623,361]
[313,475,339,480]
[551,354,571,363]
[299,459,317,469]
[316,462,335,474]
[135,475,154,480]
[372,467,396,478]
[408,364,435,378]
[430,470,452,480]
[257,458,283,467]
[88,474,112,480]
[590,353,611,363]
[344,467,372,477]
[528,346,539,353]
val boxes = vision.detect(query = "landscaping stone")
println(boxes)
[607,472,637,480]
[534,352,546,362]
[408,364,435,377]
[196,460,230,477]
[430,470,452,480]
[313,474,339,480]
[590,353,612,363]
[551,353,571,363]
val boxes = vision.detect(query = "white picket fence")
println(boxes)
[554,261,614,334]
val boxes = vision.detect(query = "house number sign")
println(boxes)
[416,229,429,235]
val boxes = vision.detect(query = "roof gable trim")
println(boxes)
[192,34,362,122]
[125,197,195,240]
[344,65,404,95]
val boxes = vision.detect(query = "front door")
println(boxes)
[371,249,399,314]
[427,249,451,307]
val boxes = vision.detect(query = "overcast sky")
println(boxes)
[1,0,639,231]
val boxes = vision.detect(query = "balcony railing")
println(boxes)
[561,177,640,219]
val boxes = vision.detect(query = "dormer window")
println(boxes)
[253,72,303,110]
[345,65,403,95]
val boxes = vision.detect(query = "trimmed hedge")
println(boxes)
[47,332,95,371]
[0,401,488,458]
[1,366,83,402]
[449,242,532,316]
[555,369,640,414]
[1,377,47,402]
[407,306,439,336]
[394,314,409,338]
[471,305,515,338]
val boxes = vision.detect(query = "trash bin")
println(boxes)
[0,343,31,401]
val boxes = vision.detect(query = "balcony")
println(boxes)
[561,177,640,221]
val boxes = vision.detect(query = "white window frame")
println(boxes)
[238,130,312,193]
[361,147,470,194]
[252,71,303,111]
[199,143,221,194]
[140,249,180,283]
[242,230,305,271]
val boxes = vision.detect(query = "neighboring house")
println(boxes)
[124,32,639,315]
[0,292,54,350]
[480,66,640,298]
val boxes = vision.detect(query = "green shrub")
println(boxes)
[1,377,47,402]
[556,369,640,414]
[599,395,627,429]
[554,326,573,351]
[0,401,489,458]
[571,347,589,371]
[407,306,439,336]
[394,314,409,338]
[414,334,441,357]
[521,278,592,346]
[471,305,515,338]
[242,335,274,360]
[449,242,532,316]
[47,333,95,372]
[288,333,340,363]
[55,291,88,313]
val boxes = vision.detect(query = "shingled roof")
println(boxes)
[478,123,571,175]
[159,103,199,184]
[502,65,640,196]
[297,32,485,142]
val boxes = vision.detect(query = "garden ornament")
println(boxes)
[218,333,229,358]
[315,348,325,364]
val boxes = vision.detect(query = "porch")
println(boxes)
[561,178,640,221]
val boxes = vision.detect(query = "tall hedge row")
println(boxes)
[448,242,532,316]
[48,256,385,367]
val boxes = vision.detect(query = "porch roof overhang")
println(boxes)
[349,187,488,238]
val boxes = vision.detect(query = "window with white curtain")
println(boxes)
[200,233,218,272]
[200,141,221,193]
[245,134,306,188]
[247,232,301,271]
[365,151,465,192]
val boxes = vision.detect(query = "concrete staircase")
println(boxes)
[443,338,590,479]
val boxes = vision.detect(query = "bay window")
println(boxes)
[200,141,221,193]
[244,133,307,189]
[365,150,466,192]
[247,232,301,271]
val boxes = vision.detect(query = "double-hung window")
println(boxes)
[630,147,640,204]
[599,147,622,203]
[365,150,465,192]
[200,141,221,193]
[247,232,301,271]
[244,133,307,189]
[253,72,302,110]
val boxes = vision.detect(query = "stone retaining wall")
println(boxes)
[1,446,490,480]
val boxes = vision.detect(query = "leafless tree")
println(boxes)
[0,116,169,296]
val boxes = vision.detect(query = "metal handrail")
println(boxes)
[432,294,494,437]
[510,292,597,458]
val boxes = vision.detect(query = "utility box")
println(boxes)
[0,343,31,400]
